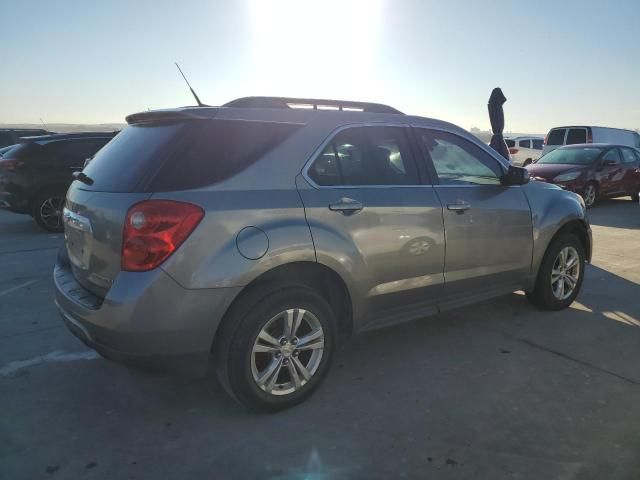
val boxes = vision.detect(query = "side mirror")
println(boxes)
[501,165,530,186]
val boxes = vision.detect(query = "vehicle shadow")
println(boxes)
[25,262,638,479]
[588,198,639,229]
[0,210,43,235]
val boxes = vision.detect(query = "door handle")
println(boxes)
[328,198,363,214]
[447,202,471,213]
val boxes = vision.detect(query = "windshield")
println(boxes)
[537,147,603,165]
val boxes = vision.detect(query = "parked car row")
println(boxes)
[519,126,640,207]
[0,131,118,231]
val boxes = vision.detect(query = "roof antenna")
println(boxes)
[175,62,205,107]
[39,117,48,129]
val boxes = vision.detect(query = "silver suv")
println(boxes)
[54,97,592,411]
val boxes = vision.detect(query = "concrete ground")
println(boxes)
[0,198,639,480]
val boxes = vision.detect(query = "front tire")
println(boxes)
[214,285,337,412]
[527,233,585,310]
[32,190,65,233]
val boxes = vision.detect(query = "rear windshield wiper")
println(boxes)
[72,171,94,186]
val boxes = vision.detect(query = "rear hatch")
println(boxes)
[63,109,302,297]
[62,123,185,297]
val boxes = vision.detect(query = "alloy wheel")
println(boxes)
[251,308,325,396]
[550,246,580,300]
[583,184,596,208]
[39,196,65,231]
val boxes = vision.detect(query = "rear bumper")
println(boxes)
[53,250,241,376]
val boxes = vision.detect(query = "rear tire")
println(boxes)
[32,190,65,233]
[214,284,337,412]
[527,233,585,310]
[582,182,598,209]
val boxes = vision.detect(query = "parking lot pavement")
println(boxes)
[0,199,639,480]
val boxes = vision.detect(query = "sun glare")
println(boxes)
[249,0,383,99]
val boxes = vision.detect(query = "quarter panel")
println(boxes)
[522,181,588,282]
[155,189,316,289]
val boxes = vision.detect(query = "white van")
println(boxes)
[542,126,640,155]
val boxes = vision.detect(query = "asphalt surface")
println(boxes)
[1,198,639,480]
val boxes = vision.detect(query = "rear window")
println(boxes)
[566,128,587,145]
[546,129,566,146]
[505,139,515,148]
[82,120,300,192]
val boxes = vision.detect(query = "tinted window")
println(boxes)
[602,148,621,164]
[152,120,301,191]
[308,127,419,186]
[621,148,637,164]
[537,147,603,165]
[566,128,587,145]
[532,139,543,150]
[519,139,531,148]
[419,130,503,185]
[505,139,515,148]
[547,129,566,145]
[84,120,299,192]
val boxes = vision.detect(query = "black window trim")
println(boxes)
[302,123,430,189]
[620,147,638,164]
[410,126,509,187]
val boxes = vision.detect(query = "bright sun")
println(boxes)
[249,0,383,99]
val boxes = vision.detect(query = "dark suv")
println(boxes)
[0,128,52,148]
[0,132,117,231]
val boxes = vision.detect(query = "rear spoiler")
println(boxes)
[126,107,218,125]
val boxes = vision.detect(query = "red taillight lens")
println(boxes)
[509,148,519,155]
[0,159,24,172]
[122,200,204,272]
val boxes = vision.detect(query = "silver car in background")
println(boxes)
[54,97,592,411]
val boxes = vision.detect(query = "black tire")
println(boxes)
[628,189,639,202]
[32,190,65,233]
[527,233,585,310]
[214,284,337,412]
[582,182,598,209]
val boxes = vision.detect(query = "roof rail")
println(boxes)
[223,96,403,114]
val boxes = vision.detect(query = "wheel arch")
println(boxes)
[547,219,592,263]
[214,261,354,345]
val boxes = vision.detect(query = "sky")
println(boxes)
[1,0,639,133]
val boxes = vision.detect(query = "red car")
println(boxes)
[526,144,640,208]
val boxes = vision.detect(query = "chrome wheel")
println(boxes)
[251,308,325,396]
[583,184,596,208]
[39,196,64,230]
[551,246,580,301]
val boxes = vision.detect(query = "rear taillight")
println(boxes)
[543,134,548,146]
[122,200,204,272]
[509,148,519,155]
[0,159,24,172]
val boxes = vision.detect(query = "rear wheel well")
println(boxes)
[220,262,353,337]
[550,220,591,262]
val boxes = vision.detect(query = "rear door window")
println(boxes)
[547,129,567,146]
[566,128,587,145]
[532,139,543,150]
[519,139,531,148]
[308,126,420,186]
